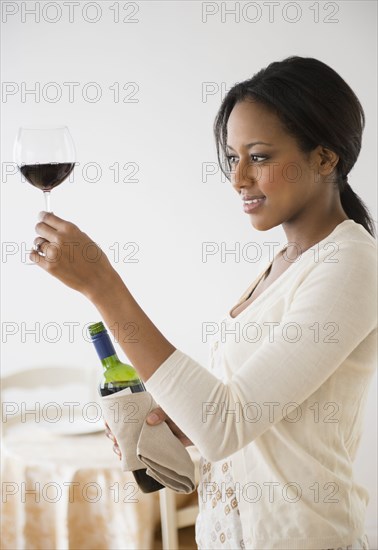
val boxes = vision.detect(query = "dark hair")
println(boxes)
[214,56,376,238]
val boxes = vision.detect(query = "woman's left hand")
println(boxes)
[31,211,119,298]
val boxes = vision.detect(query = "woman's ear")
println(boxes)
[316,145,339,177]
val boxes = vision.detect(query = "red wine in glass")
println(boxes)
[14,126,76,212]
[20,163,75,192]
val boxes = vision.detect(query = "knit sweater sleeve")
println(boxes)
[145,240,377,462]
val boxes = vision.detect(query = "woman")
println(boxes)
[31,56,376,550]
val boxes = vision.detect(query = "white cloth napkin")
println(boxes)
[101,389,196,494]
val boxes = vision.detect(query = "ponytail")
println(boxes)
[340,179,376,238]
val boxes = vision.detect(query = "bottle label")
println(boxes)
[102,386,132,399]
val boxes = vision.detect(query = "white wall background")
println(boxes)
[1,0,377,545]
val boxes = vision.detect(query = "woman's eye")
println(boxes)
[225,154,267,165]
[226,155,238,164]
[250,155,267,163]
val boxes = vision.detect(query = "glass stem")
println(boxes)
[44,191,51,213]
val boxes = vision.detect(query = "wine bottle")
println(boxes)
[88,321,164,493]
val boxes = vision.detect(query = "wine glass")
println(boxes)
[14,126,76,212]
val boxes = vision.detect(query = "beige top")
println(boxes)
[146,219,377,550]
[195,318,245,549]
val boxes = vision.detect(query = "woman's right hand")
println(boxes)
[146,407,193,447]
[104,407,193,460]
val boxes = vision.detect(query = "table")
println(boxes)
[1,423,167,550]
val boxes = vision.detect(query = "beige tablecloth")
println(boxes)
[1,422,196,550]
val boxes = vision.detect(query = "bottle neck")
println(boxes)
[100,354,121,371]
[90,326,141,384]
[91,329,117,364]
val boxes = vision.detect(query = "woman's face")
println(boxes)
[225,99,330,231]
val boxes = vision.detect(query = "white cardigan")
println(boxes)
[145,219,377,550]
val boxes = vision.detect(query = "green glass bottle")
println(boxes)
[88,321,164,493]
[89,321,145,395]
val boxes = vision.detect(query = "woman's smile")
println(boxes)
[242,196,266,213]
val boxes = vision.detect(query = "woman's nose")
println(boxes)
[231,158,255,191]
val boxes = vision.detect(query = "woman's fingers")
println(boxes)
[146,407,167,425]
[33,236,47,247]
[113,443,122,459]
[30,238,65,263]
[29,249,44,264]
[34,216,80,245]
[146,407,193,446]
[34,222,59,242]
[105,426,115,442]
[105,425,118,445]
[38,211,70,230]
[32,237,47,252]
[33,238,55,257]
[104,424,122,459]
